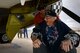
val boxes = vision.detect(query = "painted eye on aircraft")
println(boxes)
[16,14,25,22]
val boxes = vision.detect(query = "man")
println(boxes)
[31,11,79,53]
[23,28,28,38]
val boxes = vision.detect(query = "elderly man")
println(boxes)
[31,11,79,53]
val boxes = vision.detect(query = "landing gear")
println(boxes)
[0,33,11,43]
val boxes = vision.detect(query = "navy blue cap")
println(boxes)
[46,11,57,17]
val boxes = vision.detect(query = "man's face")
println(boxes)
[45,15,57,23]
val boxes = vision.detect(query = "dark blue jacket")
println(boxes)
[32,20,79,53]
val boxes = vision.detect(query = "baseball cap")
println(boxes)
[46,11,57,17]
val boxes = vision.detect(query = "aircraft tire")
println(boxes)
[0,33,11,43]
